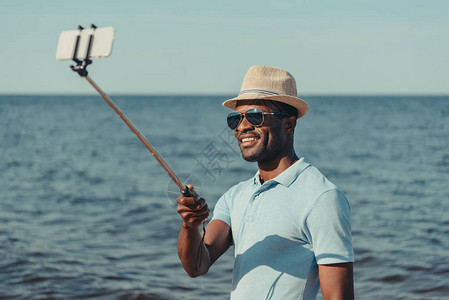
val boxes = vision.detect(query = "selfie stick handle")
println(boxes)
[84,75,193,197]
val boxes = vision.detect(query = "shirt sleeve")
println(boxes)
[305,189,354,264]
[211,193,232,228]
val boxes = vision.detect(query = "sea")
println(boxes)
[1,95,448,300]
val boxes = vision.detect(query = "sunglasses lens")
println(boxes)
[227,113,241,130]
[245,109,264,126]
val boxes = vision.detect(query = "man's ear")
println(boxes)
[284,117,297,134]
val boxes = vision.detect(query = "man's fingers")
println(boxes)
[176,194,196,206]
[176,184,201,208]
[177,193,206,208]
[177,200,208,214]
[180,210,210,228]
[187,198,206,209]
[180,210,209,221]
[175,184,209,229]
[186,184,200,201]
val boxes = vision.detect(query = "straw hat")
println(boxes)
[222,65,308,118]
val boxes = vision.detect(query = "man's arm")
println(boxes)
[306,189,354,299]
[177,185,232,277]
[318,262,354,300]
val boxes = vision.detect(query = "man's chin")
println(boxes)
[242,155,258,162]
[239,142,268,162]
[241,150,264,162]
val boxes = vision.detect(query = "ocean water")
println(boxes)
[1,95,448,299]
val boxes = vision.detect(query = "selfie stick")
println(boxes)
[69,25,193,197]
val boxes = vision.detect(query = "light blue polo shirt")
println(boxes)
[212,157,354,300]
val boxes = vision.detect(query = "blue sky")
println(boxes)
[0,0,448,95]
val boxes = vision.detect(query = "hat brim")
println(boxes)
[222,94,308,119]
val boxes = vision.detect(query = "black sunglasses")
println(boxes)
[227,108,291,130]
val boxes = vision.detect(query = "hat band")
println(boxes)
[238,88,284,97]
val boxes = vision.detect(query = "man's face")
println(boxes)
[233,102,288,163]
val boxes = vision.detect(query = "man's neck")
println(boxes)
[257,152,298,184]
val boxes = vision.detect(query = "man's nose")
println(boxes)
[236,115,254,131]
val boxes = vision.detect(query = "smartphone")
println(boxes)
[56,26,115,61]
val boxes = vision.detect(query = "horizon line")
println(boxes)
[1,92,449,98]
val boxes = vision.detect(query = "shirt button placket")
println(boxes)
[245,190,261,222]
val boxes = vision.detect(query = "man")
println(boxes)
[177,65,354,299]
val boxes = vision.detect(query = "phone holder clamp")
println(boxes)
[70,24,97,77]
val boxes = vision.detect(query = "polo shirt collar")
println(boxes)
[252,157,311,187]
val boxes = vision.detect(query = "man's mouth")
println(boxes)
[239,136,260,145]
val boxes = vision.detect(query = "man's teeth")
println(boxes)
[242,137,258,143]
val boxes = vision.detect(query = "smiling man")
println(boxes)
[177,65,354,300]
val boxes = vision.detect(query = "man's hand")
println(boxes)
[176,185,232,277]
[177,184,210,277]
[176,185,209,229]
